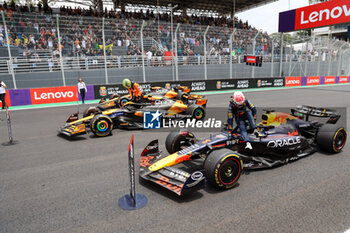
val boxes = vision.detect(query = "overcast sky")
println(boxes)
[236,0,310,34]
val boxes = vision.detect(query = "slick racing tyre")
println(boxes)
[83,107,99,118]
[90,114,113,137]
[316,124,347,153]
[204,149,243,190]
[165,130,196,154]
[186,105,205,121]
[117,96,130,107]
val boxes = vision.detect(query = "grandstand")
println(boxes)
[0,1,274,73]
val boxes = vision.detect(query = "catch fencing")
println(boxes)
[0,11,349,89]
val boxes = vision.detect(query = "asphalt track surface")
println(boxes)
[1,85,350,233]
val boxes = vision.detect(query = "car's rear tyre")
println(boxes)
[186,105,205,120]
[117,96,130,107]
[90,114,113,137]
[204,149,242,190]
[316,124,347,153]
[165,130,196,154]
[83,106,99,118]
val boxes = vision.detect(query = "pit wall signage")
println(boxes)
[279,0,350,32]
[2,77,349,107]
[285,76,350,87]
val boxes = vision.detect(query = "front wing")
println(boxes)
[139,140,206,195]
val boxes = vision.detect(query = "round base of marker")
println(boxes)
[2,140,19,146]
[118,194,148,210]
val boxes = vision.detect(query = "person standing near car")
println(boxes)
[122,78,143,102]
[77,78,87,104]
[0,80,7,110]
[227,91,261,150]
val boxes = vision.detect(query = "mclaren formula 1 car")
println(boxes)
[59,98,207,137]
[95,85,205,113]
[139,106,347,195]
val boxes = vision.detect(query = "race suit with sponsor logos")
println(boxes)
[227,99,257,142]
[128,82,143,101]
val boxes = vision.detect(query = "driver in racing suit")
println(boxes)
[122,78,143,102]
[227,91,260,150]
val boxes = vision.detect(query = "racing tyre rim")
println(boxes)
[97,120,109,132]
[193,108,204,120]
[218,158,241,185]
[334,129,346,151]
[120,99,128,106]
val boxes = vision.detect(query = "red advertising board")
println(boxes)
[279,0,350,32]
[295,0,350,30]
[285,77,301,87]
[246,56,257,64]
[30,86,78,105]
[338,76,348,83]
[324,76,336,84]
[306,76,320,86]
[0,90,11,108]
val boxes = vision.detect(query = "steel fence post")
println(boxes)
[317,38,321,76]
[204,26,210,80]
[305,39,309,76]
[252,32,259,78]
[175,23,180,81]
[229,29,236,79]
[56,14,66,86]
[141,21,146,82]
[328,39,333,76]
[338,44,347,76]
[2,11,17,89]
[102,17,109,84]
[271,39,274,77]
[279,32,284,77]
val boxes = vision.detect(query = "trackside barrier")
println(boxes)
[118,135,148,210]
[1,77,350,107]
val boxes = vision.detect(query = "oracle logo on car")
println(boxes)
[30,86,78,104]
[285,77,301,87]
[279,0,350,32]
[307,77,320,86]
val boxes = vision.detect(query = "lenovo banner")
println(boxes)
[322,76,336,85]
[279,0,350,32]
[30,86,78,105]
[306,76,321,86]
[285,77,301,87]
[337,76,348,84]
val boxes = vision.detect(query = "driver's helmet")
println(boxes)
[122,79,132,88]
[233,92,245,106]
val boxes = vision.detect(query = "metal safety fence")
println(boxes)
[0,11,349,89]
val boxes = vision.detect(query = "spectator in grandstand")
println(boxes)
[0,80,7,109]
[77,78,87,104]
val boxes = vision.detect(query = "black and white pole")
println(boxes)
[2,106,18,146]
[118,134,148,210]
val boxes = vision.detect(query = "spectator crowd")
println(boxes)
[0,0,277,66]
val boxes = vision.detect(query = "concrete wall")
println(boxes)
[0,61,340,89]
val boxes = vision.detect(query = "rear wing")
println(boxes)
[291,105,340,124]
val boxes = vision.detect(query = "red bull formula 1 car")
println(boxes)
[139,106,347,195]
